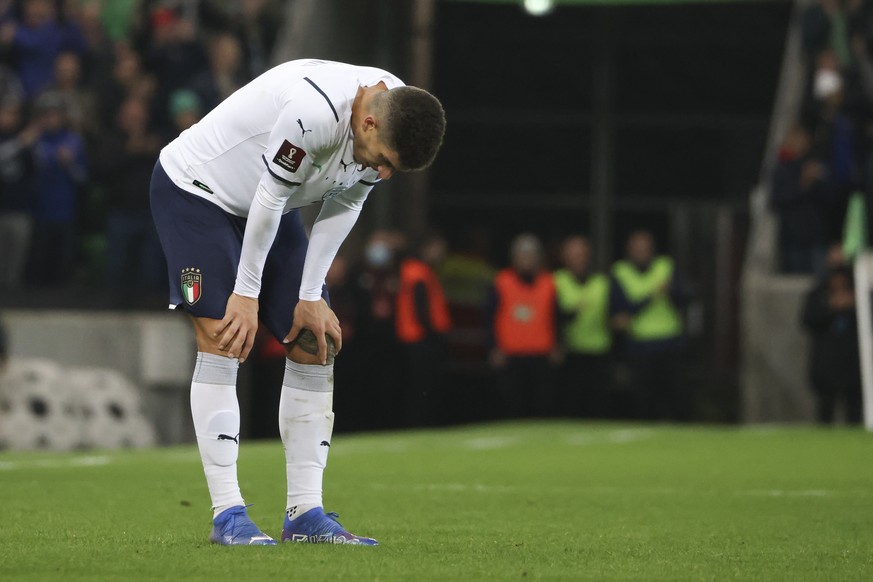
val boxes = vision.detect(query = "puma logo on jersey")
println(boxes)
[297,119,312,138]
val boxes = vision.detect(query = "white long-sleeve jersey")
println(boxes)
[159,59,404,301]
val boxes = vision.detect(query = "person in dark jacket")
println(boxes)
[0,97,36,289]
[92,95,163,297]
[770,124,829,274]
[801,263,863,424]
[348,231,404,429]
[27,90,87,287]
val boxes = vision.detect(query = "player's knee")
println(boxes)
[325,334,337,364]
[287,329,337,365]
[191,317,226,353]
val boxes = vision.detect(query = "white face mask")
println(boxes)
[814,68,843,100]
[365,241,392,267]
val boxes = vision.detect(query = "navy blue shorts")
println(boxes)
[149,161,327,342]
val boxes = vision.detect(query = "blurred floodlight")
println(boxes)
[524,0,554,16]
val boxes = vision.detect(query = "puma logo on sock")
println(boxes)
[218,433,240,444]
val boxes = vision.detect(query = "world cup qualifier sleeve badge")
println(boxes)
[181,267,203,305]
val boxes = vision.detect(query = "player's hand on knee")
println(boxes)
[216,293,259,363]
[284,298,343,365]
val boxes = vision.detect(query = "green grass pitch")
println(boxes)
[1,422,872,580]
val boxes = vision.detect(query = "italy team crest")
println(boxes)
[181,268,202,305]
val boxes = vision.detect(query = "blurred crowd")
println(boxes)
[243,228,692,432]
[772,0,873,275]
[0,0,282,295]
[768,0,867,424]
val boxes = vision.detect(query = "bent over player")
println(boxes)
[150,59,445,545]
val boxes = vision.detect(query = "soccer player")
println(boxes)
[150,59,445,546]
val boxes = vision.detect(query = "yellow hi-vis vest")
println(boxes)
[611,257,683,341]
[553,269,612,354]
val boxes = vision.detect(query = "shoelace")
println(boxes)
[325,512,342,525]
[223,506,265,540]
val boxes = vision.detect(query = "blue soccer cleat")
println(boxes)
[281,507,379,545]
[209,505,277,546]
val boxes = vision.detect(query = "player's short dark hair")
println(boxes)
[379,87,445,171]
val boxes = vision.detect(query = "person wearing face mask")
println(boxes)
[610,230,687,421]
[485,233,559,418]
[807,51,855,243]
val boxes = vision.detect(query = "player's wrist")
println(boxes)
[231,291,260,306]
[232,282,260,299]
[298,292,323,302]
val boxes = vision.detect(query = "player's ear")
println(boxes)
[363,115,377,132]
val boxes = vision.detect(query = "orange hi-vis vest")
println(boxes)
[493,269,556,356]
[396,258,452,343]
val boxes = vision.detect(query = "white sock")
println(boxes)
[280,359,335,518]
[190,352,245,518]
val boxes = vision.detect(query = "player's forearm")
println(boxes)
[299,201,361,301]
[233,194,284,298]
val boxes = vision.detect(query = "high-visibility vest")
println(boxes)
[611,257,683,341]
[493,269,556,356]
[553,269,612,354]
[395,258,452,343]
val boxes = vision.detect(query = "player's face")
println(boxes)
[354,116,403,180]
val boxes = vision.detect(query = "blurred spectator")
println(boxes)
[809,51,856,241]
[99,44,156,123]
[50,50,99,140]
[0,0,86,98]
[396,233,452,427]
[486,233,558,417]
[0,63,23,103]
[28,90,87,287]
[99,0,139,43]
[770,124,829,274]
[801,263,862,424]
[189,32,245,112]
[168,88,202,136]
[553,235,612,418]
[0,96,36,289]
[610,231,687,421]
[349,230,403,428]
[802,0,867,66]
[92,95,162,297]
[144,9,208,131]
[197,0,283,78]
[440,226,496,305]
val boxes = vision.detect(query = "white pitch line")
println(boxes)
[371,482,846,498]
[566,428,654,446]
[741,489,832,498]
[463,436,520,450]
[0,455,110,471]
